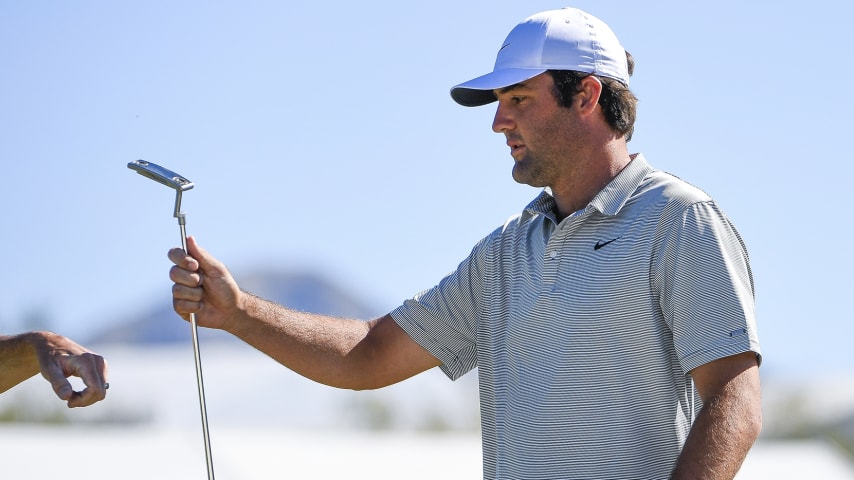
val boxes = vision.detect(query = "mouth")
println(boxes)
[507,138,525,158]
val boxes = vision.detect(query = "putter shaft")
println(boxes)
[179,206,216,480]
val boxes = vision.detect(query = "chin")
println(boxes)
[512,167,545,188]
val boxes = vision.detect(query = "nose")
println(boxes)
[492,101,513,133]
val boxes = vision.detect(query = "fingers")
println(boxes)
[168,236,239,330]
[168,236,223,287]
[168,236,204,290]
[168,245,199,271]
[34,333,109,408]
[169,236,206,319]
[40,357,75,401]
[170,263,203,289]
[172,282,203,319]
[56,352,109,408]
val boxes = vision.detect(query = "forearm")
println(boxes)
[0,333,42,393]
[225,292,378,389]
[169,237,439,389]
[670,375,762,479]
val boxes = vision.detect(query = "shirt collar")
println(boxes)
[522,153,653,220]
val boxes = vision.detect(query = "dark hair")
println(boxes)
[547,51,638,141]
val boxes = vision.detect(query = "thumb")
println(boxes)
[185,235,203,259]
[186,236,227,277]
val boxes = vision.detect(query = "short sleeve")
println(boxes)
[653,200,761,373]
[390,233,494,380]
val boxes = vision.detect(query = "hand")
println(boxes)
[33,332,109,408]
[168,236,243,332]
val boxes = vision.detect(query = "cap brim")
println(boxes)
[450,68,546,107]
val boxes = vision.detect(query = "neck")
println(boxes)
[551,144,632,221]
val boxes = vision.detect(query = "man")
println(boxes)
[0,331,109,408]
[169,7,761,479]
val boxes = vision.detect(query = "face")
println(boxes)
[492,73,580,188]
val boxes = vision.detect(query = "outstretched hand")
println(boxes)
[34,332,109,408]
[168,236,243,332]
[0,332,108,407]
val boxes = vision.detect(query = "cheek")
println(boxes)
[525,115,570,148]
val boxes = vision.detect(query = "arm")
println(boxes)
[670,351,762,480]
[0,331,109,407]
[0,333,39,392]
[169,236,442,390]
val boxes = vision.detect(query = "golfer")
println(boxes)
[169,7,761,479]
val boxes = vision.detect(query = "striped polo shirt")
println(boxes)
[391,154,761,479]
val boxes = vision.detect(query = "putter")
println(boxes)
[128,159,215,480]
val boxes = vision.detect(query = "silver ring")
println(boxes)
[104,382,110,390]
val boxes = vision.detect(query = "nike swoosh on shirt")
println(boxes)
[594,238,619,250]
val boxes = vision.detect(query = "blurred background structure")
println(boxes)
[2,0,853,478]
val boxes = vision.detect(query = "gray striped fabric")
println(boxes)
[391,154,760,479]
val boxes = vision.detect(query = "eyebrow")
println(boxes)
[497,82,529,95]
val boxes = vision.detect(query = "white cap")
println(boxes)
[451,8,629,107]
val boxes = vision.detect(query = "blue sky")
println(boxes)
[1,0,851,379]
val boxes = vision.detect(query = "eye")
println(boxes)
[511,96,525,104]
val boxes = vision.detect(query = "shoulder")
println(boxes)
[640,169,714,209]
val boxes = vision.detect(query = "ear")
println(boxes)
[573,76,603,116]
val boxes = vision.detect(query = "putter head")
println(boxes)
[128,159,194,191]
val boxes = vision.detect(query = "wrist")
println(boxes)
[221,289,253,336]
